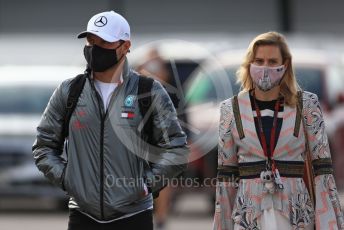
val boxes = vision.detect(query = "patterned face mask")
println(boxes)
[250,63,286,91]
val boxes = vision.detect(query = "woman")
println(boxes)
[213,31,344,230]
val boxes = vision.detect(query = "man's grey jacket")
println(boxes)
[32,59,189,221]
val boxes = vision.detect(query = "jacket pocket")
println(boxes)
[61,165,75,198]
[61,166,67,191]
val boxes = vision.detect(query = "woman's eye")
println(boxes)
[254,60,263,65]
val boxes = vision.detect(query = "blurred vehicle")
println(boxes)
[129,39,210,93]
[0,65,83,209]
[185,49,344,191]
[130,40,219,214]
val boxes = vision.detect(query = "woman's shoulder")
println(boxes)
[219,98,235,120]
[220,91,250,108]
[220,98,233,108]
[302,90,319,101]
[219,98,235,133]
[301,90,320,110]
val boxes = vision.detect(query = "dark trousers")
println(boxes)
[67,209,153,230]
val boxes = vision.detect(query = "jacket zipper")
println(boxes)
[99,111,105,219]
[89,79,106,220]
[91,79,123,220]
[93,91,105,219]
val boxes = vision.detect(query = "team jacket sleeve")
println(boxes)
[145,80,189,194]
[32,80,69,189]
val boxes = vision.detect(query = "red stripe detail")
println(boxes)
[127,112,135,118]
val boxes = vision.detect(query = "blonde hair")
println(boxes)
[237,31,299,107]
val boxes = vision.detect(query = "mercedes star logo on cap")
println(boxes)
[94,16,107,27]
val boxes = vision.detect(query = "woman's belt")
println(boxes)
[238,160,304,179]
[217,158,333,182]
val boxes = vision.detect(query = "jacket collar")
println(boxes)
[122,57,130,81]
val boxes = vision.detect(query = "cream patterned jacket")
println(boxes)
[213,91,344,230]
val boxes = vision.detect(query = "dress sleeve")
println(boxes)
[213,99,239,230]
[303,92,344,229]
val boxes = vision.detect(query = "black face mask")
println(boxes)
[83,44,123,72]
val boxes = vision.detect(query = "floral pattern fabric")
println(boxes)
[213,91,344,230]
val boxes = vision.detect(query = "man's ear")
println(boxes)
[123,40,131,53]
[283,59,289,69]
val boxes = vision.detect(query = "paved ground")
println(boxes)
[1,192,344,230]
[0,213,213,230]
[0,193,213,230]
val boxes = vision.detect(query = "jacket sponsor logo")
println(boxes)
[124,95,136,107]
[121,111,135,119]
[76,110,86,117]
[73,120,86,130]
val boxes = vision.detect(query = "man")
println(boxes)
[32,11,188,230]
[136,48,178,230]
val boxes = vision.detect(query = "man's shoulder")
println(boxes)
[128,69,141,81]
[59,75,83,87]
[54,75,86,100]
[129,70,163,93]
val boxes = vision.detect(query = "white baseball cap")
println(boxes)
[77,11,130,42]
